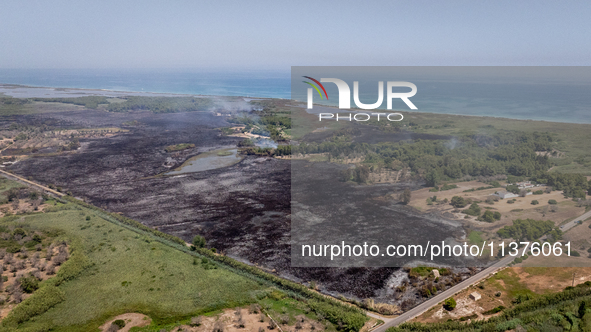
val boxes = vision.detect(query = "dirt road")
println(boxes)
[0,168,64,197]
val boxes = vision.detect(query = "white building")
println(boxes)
[516,181,535,189]
[432,269,440,278]
[492,191,518,199]
[470,292,481,301]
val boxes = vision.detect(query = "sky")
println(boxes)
[1,0,590,69]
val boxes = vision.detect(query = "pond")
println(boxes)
[166,148,243,175]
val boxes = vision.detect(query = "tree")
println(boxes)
[506,185,520,194]
[531,200,539,205]
[450,196,467,208]
[443,297,456,311]
[20,275,39,293]
[192,235,206,248]
[479,210,495,223]
[425,170,440,187]
[493,211,502,220]
[399,188,411,205]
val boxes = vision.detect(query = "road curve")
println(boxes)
[373,255,514,332]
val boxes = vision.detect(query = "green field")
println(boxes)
[1,203,266,331]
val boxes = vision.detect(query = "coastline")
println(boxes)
[2,83,591,126]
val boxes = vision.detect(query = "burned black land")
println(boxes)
[2,102,475,307]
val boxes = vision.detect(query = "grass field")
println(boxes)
[4,203,267,331]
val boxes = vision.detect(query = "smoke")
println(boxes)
[209,97,256,114]
[253,138,278,149]
[445,137,459,150]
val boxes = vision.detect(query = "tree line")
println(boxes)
[107,96,213,113]
[292,132,554,184]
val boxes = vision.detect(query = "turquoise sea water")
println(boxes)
[1,68,590,124]
[0,68,291,99]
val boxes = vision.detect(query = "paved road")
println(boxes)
[372,208,591,331]
[560,209,591,233]
[373,255,514,332]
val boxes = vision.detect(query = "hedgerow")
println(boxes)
[1,285,65,328]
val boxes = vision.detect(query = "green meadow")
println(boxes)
[2,203,266,331]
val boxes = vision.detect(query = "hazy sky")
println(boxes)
[2,0,590,69]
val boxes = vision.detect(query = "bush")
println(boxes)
[450,196,467,208]
[440,184,458,191]
[549,199,558,205]
[113,319,126,328]
[192,235,206,248]
[443,298,456,311]
[533,190,544,195]
[20,275,39,293]
[308,300,366,332]
[479,210,495,222]
[13,228,26,237]
[483,306,506,315]
[531,200,539,205]
[462,203,481,216]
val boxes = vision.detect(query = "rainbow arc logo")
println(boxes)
[302,76,328,100]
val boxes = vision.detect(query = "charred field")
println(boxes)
[2,106,402,299]
[0,97,477,308]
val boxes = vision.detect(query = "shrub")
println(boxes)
[478,210,495,223]
[549,199,558,205]
[483,305,506,315]
[450,196,467,208]
[443,298,456,311]
[20,275,39,293]
[113,319,126,328]
[440,183,458,191]
[462,203,481,216]
[533,190,544,195]
[531,200,539,205]
[192,235,206,248]
[13,228,26,238]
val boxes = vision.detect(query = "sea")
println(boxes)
[1,68,590,124]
